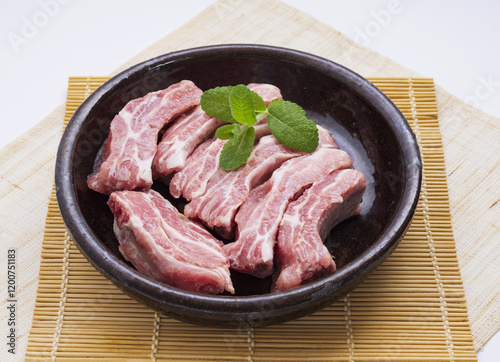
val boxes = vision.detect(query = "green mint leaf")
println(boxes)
[229,84,257,126]
[267,99,319,153]
[252,90,268,121]
[215,124,238,140]
[219,125,255,171]
[251,91,266,112]
[200,86,235,123]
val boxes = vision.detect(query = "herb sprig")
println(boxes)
[201,84,319,171]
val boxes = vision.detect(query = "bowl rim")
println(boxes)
[56,43,422,315]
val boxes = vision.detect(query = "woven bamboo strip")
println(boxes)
[25,77,476,361]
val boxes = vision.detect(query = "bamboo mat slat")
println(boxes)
[26,77,477,361]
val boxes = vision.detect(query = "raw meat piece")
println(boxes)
[152,105,225,178]
[170,122,337,201]
[168,84,283,200]
[184,126,339,239]
[108,189,234,295]
[152,83,282,179]
[315,125,339,149]
[223,148,353,278]
[169,137,225,200]
[184,135,306,239]
[87,80,202,195]
[250,83,282,138]
[246,83,282,103]
[273,169,366,292]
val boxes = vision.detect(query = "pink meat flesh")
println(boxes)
[87,80,202,195]
[246,83,282,103]
[183,126,339,239]
[183,135,306,239]
[108,189,234,295]
[223,148,353,278]
[168,83,282,200]
[152,105,225,178]
[273,169,366,292]
[169,137,225,200]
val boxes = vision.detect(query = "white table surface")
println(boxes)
[1,1,498,360]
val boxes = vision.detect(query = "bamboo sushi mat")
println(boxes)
[26,77,477,361]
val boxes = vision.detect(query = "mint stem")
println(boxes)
[255,110,268,122]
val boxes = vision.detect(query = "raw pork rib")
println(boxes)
[273,169,366,292]
[87,80,202,195]
[169,137,225,200]
[246,83,282,102]
[152,83,282,179]
[168,84,282,200]
[223,148,353,278]
[184,135,305,239]
[152,105,225,178]
[108,190,234,295]
[184,126,339,239]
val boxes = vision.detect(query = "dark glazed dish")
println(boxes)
[55,44,422,327]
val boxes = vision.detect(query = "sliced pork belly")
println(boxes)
[183,126,339,239]
[273,169,366,292]
[108,190,234,295]
[87,80,202,195]
[183,135,306,239]
[223,148,353,278]
[152,83,282,179]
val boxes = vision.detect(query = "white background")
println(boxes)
[1,0,498,360]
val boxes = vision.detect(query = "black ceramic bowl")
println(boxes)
[55,44,421,328]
